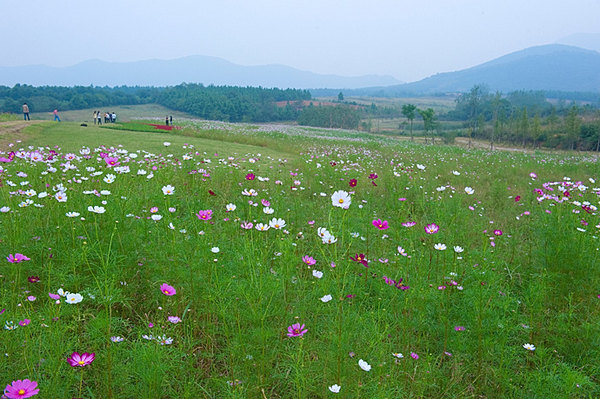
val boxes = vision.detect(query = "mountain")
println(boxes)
[336,44,600,96]
[556,33,600,53]
[0,55,402,89]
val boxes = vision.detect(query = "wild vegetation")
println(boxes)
[0,120,598,398]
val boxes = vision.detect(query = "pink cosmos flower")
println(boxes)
[261,199,270,207]
[287,323,308,337]
[372,219,389,230]
[19,319,31,327]
[104,156,120,167]
[49,293,60,300]
[245,173,255,180]
[3,379,39,398]
[240,221,253,229]
[424,224,439,234]
[402,221,416,227]
[195,210,213,221]
[67,351,95,367]
[167,316,182,324]
[302,256,316,266]
[454,326,465,331]
[493,229,503,236]
[410,352,419,360]
[7,253,31,263]
[160,283,176,296]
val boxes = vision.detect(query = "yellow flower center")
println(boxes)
[338,199,344,203]
[163,290,169,294]
[18,389,25,395]
[78,360,85,365]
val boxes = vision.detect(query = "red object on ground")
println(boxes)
[146,124,181,131]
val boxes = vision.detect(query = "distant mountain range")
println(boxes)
[0,55,401,89]
[2,44,599,95]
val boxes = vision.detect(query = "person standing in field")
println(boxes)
[22,103,30,120]
[165,116,169,126]
[93,111,97,124]
[97,111,102,125]
[53,109,61,122]
[169,115,173,125]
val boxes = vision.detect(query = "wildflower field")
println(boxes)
[1,120,599,398]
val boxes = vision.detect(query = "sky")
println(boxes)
[2,0,600,83]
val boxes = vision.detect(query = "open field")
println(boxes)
[30,104,196,123]
[0,120,599,398]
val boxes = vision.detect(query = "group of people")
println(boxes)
[93,111,117,124]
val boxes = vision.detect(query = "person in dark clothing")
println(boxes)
[169,115,173,125]
[165,116,169,126]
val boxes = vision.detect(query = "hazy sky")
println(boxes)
[2,0,599,82]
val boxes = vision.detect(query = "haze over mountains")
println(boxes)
[1,43,599,94]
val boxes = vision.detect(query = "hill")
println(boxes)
[0,55,401,89]
[322,44,600,96]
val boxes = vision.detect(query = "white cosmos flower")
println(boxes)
[0,206,10,213]
[163,142,171,147]
[317,227,330,238]
[322,234,337,244]
[452,170,460,176]
[416,164,426,170]
[358,359,371,371]
[151,214,162,221]
[162,185,175,195]
[328,384,341,393]
[320,294,332,303]
[434,243,447,251]
[255,223,270,231]
[211,247,220,253]
[66,293,83,304]
[225,203,236,212]
[453,246,464,253]
[242,188,258,196]
[269,218,286,229]
[263,207,274,214]
[37,192,48,198]
[137,169,147,175]
[523,343,536,351]
[66,212,80,218]
[55,192,68,202]
[312,270,323,279]
[88,206,106,214]
[465,187,475,195]
[331,190,351,209]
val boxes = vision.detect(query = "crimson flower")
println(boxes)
[245,173,255,180]
[350,253,369,268]
[67,352,95,367]
[349,179,357,187]
[27,276,40,283]
[514,195,521,202]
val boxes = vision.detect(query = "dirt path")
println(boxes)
[0,120,43,149]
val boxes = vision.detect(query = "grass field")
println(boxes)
[0,120,599,398]
[30,104,195,123]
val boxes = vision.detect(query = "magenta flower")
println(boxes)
[3,379,39,398]
[240,221,253,230]
[372,219,389,230]
[410,352,419,360]
[302,255,316,266]
[349,178,357,187]
[67,351,95,367]
[245,173,255,180]
[19,319,31,327]
[350,253,368,268]
[48,293,60,300]
[261,199,270,206]
[160,283,176,296]
[493,229,503,236]
[195,209,213,221]
[424,223,439,234]
[104,156,120,167]
[7,253,31,263]
[287,323,308,337]
[454,326,465,331]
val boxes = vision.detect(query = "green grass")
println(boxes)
[29,104,195,123]
[0,121,598,398]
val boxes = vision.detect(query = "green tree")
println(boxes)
[565,106,581,150]
[337,92,344,101]
[418,108,437,144]
[401,104,417,141]
[519,107,529,147]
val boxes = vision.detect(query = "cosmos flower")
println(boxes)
[161,185,175,195]
[331,190,351,209]
[7,253,30,263]
[3,379,39,398]
[255,223,269,231]
[523,343,536,351]
[160,283,176,296]
[287,323,307,337]
[67,351,95,367]
[312,270,323,279]
[302,256,316,266]
[349,179,357,187]
[372,219,389,230]
[196,210,213,221]
[320,294,332,303]
[464,187,474,195]
[269,218,286,229]
[328,384,341,393]
[434,243,447,251]
[358,359,371,371]
[350,253,368,268]
[453,246,464,253]
[424,223,440,234]
[226,203,237,212]
[110,336,124,342]
[65,293,83,304]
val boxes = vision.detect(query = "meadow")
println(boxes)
[0,119,599,398]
